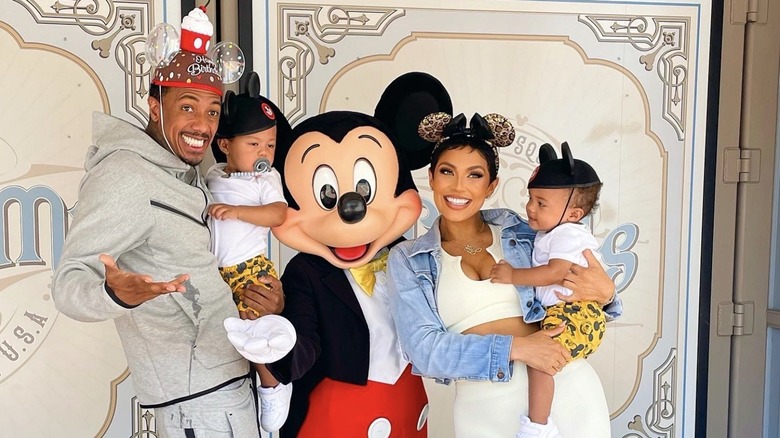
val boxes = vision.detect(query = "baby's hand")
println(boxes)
[490,259,514,284]
[209,203,239,220]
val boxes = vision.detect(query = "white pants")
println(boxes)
[154,379,260,438]
[453,360,610,437]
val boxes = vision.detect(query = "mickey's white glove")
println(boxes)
[224,315,296,363]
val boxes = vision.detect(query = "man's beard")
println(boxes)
[180,155,204,166]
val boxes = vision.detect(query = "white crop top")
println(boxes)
[437,224,524,334]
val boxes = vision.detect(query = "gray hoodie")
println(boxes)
[53,112,248,405]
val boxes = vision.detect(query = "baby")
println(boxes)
[490,142,610,438]
[206,73,293,433]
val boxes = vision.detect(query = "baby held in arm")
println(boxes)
[206,73,296,433]
[490,142,612,438]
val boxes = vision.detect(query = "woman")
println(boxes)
[387,112,622,437]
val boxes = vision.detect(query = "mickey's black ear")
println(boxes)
[247,72,261,98]
[374,72,453,170]
[538,143,558,163]
[561,141,575,176]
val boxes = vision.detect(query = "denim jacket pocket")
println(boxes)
[413,269,438,312]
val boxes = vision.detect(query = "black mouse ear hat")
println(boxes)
[373,72,453,170]
[528,142,601,189]
[211,72,291,163]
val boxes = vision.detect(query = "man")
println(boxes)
[52,8,282,437]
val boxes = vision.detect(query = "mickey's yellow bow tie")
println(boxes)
[348,252,389,296]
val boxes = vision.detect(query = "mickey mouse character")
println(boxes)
[266,72,452,437]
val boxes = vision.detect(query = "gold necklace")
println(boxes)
[443,221,488,256]
[463,243,482,256]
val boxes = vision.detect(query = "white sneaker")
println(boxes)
[515,415,563,438]
[258,382,292,432]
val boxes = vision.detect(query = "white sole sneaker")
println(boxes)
[515,415,563,438]
[258,382,293,432]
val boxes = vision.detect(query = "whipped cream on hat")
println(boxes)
[180,6,213,54]
[151,5,222,96]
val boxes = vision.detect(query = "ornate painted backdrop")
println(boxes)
[0,0,711,436]
[265,1,710,437]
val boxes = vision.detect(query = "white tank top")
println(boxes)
[437,224,524,333]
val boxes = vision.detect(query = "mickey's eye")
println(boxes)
[353,159,376,204]
[313,165,338,210]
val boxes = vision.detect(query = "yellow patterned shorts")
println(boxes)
[218,254,278,317]
[541,300,606,361]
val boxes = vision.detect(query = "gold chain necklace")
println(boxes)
[442,221,488,256]
[463,243,482,256]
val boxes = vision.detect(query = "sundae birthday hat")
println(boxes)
[146,3,244,97]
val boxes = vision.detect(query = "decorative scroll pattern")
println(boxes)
[13,0,154,124]
[624,348,676,438]
[579,15,689,141]
[277,5,405,123]
[130,396,157,438]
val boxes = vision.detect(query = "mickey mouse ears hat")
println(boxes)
[528,142,601,189]
[374,72,453,170]
[147,3,247,98]
[216,72,278,139]
[211,72,291,163]
[151,6,223,96]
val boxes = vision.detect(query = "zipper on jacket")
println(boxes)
[191,167,212,241]
[150,200,207,227]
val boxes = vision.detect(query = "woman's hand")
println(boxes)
[557,249,615,305]
[510,325,570,376]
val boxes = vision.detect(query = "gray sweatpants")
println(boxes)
[154,379,260,438]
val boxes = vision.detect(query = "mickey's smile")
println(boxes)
[331,244,371,262]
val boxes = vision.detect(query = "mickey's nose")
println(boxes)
[338,192,367,224]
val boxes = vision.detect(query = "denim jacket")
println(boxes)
[387,208,623,385]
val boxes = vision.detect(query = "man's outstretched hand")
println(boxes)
[100,254,189,306]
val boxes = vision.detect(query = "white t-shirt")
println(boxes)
[533,222,601,307]
[344,250,408,385]
[206,163,286,267]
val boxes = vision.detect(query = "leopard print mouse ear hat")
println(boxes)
[418,112,515,171]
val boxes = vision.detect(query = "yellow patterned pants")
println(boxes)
[541,300,606,361]
[218,254,278,317]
